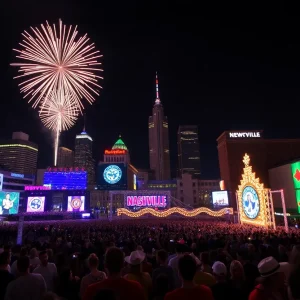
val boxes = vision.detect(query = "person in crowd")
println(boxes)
[83,247,146,300]
[229,260,248,300]
[10,247,27,276]
[193,258,216,287]
[29,248,40,271]
[124,250,152,299]
[4,256,46,300]
[153,274,169,300]
[33,250,57,292]
[0,252,14,300]
[168,243,186,288]
[237,249,259,292]
[152,249,175,292]
[43,292,60,300]
[211,261,236,300]
[200,251,213,274]
[55,267,80,300]
[288,265,300,300]
[248,256,288,300]
[80,253,106,298]
[165,254,214,300]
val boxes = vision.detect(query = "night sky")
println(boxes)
[1,2,300,178]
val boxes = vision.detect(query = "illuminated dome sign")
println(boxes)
[103,165,122,184]
[112,136,128,151]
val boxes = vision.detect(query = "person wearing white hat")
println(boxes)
[124,250,152,299]
[248,256,288,300]
[211,261,236,300]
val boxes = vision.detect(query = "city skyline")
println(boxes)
[2,2,300,179]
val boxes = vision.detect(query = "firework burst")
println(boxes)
[11,19,103,111]
[40,90,79,166]
[39,90,79,131]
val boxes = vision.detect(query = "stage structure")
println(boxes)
[109,190,233,219]
[236,153,275,228]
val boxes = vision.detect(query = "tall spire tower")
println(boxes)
[148,72,171,180]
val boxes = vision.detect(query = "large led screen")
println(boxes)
[97,163,127,190]
[0,192,20,215]
[26,196,45,213]
[212,191,229,206]
[67,196,85,212]
[43,171,87,190]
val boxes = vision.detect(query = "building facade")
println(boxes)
[148,73,171,180]
[97,137,138,191]
[177,125,201,178]
[0,132,38,175]
[217,130,300,207]
[57,147,74,168]
[74,130,95,185]
[176,174,220,208]
[0,169,35,192]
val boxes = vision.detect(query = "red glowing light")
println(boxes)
[105,149,126,155]
[294,169,300,181]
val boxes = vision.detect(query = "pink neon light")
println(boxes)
[127,195,167,208]
[25,186,51,191]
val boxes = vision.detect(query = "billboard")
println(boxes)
[27,196,45,212]
[67,196,85,212]
[0,173,3,191]
[291,162,300,213]
[212,191,229,206]
[0,192,20,215]
[43,171,87,190]
[124,191,170,210]
[97,163,127,190]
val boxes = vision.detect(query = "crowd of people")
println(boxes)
[0,219,300,300]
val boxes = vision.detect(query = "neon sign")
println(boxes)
[291,162,300,213]
[229,132,261,138]
[126,195,167,208]
[105,149,126,155]
[25,186,51,191]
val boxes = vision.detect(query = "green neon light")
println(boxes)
[295,190,300,213]
[291,162,300,213]
[112,137,128,151]
[291,162,300,189]
[0,144,38,152]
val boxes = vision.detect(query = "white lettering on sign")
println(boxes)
[229,132,261,138]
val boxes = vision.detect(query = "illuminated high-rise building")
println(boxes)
[0,132,38,175]
[177,125,201,178]
[148,73,171,180]
[57,147,74,167]
[74,129,95,185]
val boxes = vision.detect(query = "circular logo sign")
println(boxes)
[103,165,122,184]
[242,186,260,219]
[71,197,82,210]
[29,197,42,211]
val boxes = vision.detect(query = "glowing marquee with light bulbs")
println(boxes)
[237,153,273,228]
[117,207,233,218]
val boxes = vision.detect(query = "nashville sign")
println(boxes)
[229,132,261,138]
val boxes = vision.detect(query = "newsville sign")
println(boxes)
[228,132,261,138]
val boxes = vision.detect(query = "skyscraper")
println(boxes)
[148,73,171,180]
[57,147,74,167]
[74,130,95,185]
[0,132,38,175]
[177,125,201,178]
